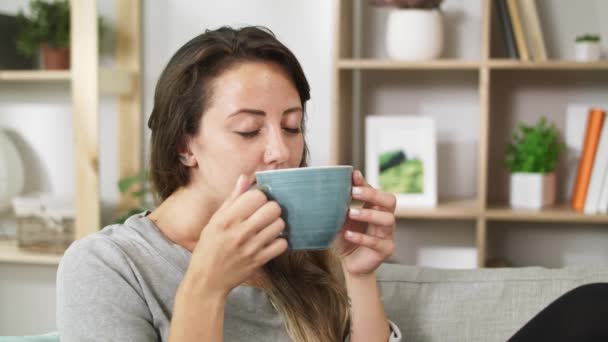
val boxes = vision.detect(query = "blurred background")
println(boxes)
[0,0,607,335]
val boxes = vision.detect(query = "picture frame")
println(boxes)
[365,115,437,208]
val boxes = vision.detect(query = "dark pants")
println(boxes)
[508,283,608,342]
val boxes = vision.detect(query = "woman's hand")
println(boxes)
[333,170,397,276]
[185,174,288,298]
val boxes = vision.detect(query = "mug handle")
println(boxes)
[248,184,288,239]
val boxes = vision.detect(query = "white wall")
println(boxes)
[1,0,608,335]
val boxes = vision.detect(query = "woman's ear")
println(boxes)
[177,137,198,167]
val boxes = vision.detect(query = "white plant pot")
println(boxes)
[575,42,601,61]
[510,172,556,209]
[385,9,443,61]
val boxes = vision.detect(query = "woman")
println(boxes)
[57,26,401,342]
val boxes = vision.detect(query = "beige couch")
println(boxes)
[376,263,608,342]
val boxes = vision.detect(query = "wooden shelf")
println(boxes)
[0,68,136,96]
[336,59,608,71]
[485,203,608,224]
[395,199,480,220]
[338,59,481,70]
[333,0,608,267]
[0,70,70,81]
[488,59,608,70]
[0,240,62,266]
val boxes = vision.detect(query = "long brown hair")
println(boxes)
[147,26,351,341]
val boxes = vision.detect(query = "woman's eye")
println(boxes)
[283,127,302,134]
[236,130,260,138]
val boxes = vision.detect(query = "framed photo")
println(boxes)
[365,115,437,208]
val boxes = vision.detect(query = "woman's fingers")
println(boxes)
[249,217,286,249]
[344,230,395,256]
[352,169,368,187]
[254,236,288,265]
[352,186,397,212]
[219,187,268,226]
[241,201,282,235]
[348,207,395,227]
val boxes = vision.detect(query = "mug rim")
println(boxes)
[255,165,353,175]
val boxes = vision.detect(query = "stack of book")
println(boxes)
[496,0,547,61]
[569,107,608,214]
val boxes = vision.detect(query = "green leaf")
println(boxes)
[16,0,106,57]
[503,116,563,173]
[118,170,149,193]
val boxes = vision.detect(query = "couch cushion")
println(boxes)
[376,263,608,342]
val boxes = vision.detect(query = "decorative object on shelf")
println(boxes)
[574,34,601,62]
[505,117,564,209]
[12,193,74,254]
[116,170,150,224]
[16,0,108,70]
[16,0,70,69]
[370,0,443,61]
[366,115,437,208]
[570,108,606,213]
[0,130,25,212]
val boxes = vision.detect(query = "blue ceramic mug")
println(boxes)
[254,166,353,250]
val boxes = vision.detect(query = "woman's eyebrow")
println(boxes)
[227,107,302,117]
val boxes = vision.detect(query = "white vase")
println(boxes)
[509,172,556,209]
[385,8,443,60]
[575,42,601,61]
[0,130,25,212]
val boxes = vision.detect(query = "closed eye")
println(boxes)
[235,130,260,139]
[284,127,302,134]
[235,127,301,139]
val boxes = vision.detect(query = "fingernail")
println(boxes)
[355,170,363,179]
[352,187,363,195]
[349,208,361,216]
[346,230,354,238]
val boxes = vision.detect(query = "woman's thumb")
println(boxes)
[231,174,255,199]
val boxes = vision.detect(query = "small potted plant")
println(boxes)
[16,0,71,69]
[370,0,444,60]
[115,170,150,224]
[505,117,564,209]
[574,33,601,62]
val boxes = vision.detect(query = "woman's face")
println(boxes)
[186,61,305,202]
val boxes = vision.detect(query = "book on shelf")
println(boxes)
[496,0,519,59]
[506,0,530,61]
[571,108,606,212]
[584,116,608,214]
[598,159,608,214]
[518,0,548,61]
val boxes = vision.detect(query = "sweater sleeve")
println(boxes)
[343,319,403,342]
[56,236,159,342]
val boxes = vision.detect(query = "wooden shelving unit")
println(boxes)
[0,241,62,266]
[486,204,608,224]
[487,60,608,70]
[332,0,608,267]
[0,0,141,265]
[338,59,481,70]
[395,199,479,220]
[0,70,71,81]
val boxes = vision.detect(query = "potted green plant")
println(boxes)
[16,0,70,69]
[574,33,601,62]
[115,170,150,224]
[370,0,444,60]
[505,117,564,209]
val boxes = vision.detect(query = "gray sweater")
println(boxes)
[56,212,402,341]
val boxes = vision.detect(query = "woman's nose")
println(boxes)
[264,126,290,165]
